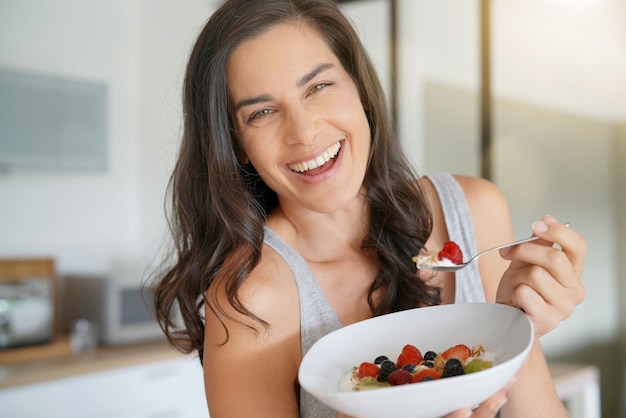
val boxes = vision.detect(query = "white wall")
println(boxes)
[340,0,391,111]
[135,0,214,269]
[396,0,481,171]
[0,0,215,277]
[492,0,626,122]
[492,100,619,356]
[395,0,626,167]
[0,0,141,274]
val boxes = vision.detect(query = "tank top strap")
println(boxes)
[262,226,342,418]
[425,173,486,303]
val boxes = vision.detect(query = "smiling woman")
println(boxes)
[150,1,587,418]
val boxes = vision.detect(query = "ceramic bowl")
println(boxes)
[298,303,533,418]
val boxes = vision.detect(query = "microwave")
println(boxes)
[64,275,166,346]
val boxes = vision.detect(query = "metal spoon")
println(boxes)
[419,222,571,273]
[418,236,540,273]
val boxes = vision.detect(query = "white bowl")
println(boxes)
[298,303,533,418]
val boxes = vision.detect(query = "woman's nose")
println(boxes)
[283,105,321,145]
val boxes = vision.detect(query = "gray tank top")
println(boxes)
[262,172,485,418]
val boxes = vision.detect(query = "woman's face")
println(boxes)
[226,23,371,215]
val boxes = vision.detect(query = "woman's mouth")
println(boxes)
[288,141,342,174]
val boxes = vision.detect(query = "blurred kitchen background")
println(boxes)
[0,0,624,417]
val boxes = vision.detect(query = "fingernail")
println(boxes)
[499,246,510,256]
[532,221,548,233]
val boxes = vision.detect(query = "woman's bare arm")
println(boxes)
[203,246,302,418]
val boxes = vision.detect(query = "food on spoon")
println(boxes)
[340,343,494,391]
[412,241,464,269]
[438,242,464,264]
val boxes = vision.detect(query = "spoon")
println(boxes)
[419,222,572,273]
[419,236,540,273]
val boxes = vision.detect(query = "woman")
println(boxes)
[152,0,586,417]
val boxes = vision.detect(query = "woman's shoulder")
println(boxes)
[452,174,507,210]
[451,174,516,301]
[241,243,300,318]
[418,173,509,221]
[449,174,514,241]
[208,243,299,330]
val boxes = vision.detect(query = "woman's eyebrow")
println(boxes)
[296,62,334,89]
[234,94,273,113]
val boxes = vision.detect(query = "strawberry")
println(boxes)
[410,369,441,383]
[396,344,423,369]
[438,241,463,265]
[357,362,380,379]
[441,344,471,363]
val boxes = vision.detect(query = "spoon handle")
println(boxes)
[470,222,570,262]
[467,236,539,263]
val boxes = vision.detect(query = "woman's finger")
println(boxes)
[468,391,508,417]
[501,244,586,307]
[530,216,586,274]
[443,385,510,418]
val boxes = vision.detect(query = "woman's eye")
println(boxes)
[247,108,274,122]
[307,82,333,96]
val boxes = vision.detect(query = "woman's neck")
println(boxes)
[266,193,369,262]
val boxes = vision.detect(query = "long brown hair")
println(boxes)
[151,0,438,357]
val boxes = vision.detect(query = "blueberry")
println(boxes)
[374,355,389,365]
[424,351,437,361]
[402,364,417,373]
[377,360,398,382]
[441,358,465,378]
[422,361,434,368]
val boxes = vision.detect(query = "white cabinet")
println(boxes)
[0,357,208,418]
[549,362,601,418]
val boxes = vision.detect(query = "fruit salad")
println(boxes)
[412,241,463,269]
[340,343,494,391]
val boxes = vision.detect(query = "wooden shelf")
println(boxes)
[0,335,72,364]
[0,335,193,389]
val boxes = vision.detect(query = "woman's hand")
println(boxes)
[495,215,586,337]
[342,383,512,418]
[444,383,510,418]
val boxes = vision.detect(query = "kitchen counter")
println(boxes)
[0,334,193,389]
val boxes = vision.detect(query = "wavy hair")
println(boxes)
[152,0,438,357]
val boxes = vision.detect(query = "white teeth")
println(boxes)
[289,141,342,173]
